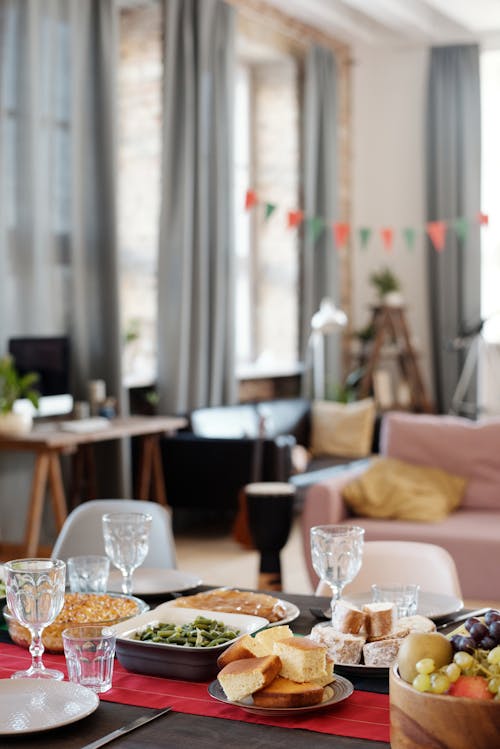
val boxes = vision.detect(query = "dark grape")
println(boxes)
[450,634,475,654]
[469,621,488,643]
[489,620,500,643]
[484,610,500,626]
[478,636,497,650]
[464,617,481,632]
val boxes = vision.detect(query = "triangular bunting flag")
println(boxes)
[453,217,468,242]
[380,227,394,252]
[359,227,372,249]
[264,203,277,220]
[307,216,324,242]
[333,222,350,250]
[426,221,447,252]
[287,210,304,229]
[244,189,258,210]
[403,227,416,251]
[477,211,489,226]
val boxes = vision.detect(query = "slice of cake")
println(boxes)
[363,637,402,667]
[273,636,327,682]
[396,615,436,634]
[363,602,396,639]
[331,600,366,634]
[310,625,365,665]
[218,655,281,702]
[252,676,325,708]
[216,634,259,669]
[252,625,293,656]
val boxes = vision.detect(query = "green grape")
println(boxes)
[416,658,436,675]
[488,677,500,695]
[454,651,474,670]
[444,662,461,682]
[487,646,500,666]
[412,673,431,692]
[430,672,450,694]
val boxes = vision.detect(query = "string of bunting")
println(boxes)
[244,189,489,253]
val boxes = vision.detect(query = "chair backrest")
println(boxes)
[315,540,462,598]
[51,500,177,569]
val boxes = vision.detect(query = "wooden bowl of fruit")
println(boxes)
[390,609,500,749]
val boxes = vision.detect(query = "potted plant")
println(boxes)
[369,267,403,306]
[0,354,40,435]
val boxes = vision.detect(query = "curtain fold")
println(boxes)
[426,44,481,415]
[157,0,236,415]
[300,44,340,399]
[0,0,126,545]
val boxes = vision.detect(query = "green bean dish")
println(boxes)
[133,616,240,648]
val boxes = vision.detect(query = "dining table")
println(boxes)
[0,586,468,749]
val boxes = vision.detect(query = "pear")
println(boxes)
[397,632,453,683]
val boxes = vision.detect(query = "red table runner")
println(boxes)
[0,643,390,743]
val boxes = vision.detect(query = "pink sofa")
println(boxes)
[302,411,500,601]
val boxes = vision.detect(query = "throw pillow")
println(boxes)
[310,398,376,458]
[342,457,467,522]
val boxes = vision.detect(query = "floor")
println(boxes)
[175,514,313,594]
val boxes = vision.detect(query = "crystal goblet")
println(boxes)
[102,512,152,595]
[310,524,364,624]
[4,558,66,680]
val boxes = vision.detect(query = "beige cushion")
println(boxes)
[342,457,466,522]
[310,398,376,458]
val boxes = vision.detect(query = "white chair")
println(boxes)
[51,499,177,569]
[315,540,462,598]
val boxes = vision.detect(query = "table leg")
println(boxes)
[151,436,168,507]
[23,451,51,557]
[136,435,154,500]
[48,452,68,531]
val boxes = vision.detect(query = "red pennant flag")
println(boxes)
[244,189,258,210]
[333,222,350,250]
[287,210,304,229]
[477,211,489,226]
[426,221,447,251]
[380,227,394,252]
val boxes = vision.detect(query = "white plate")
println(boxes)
[345,591,464,620]
[0,679,99,735]
[108,568,203,596]
[208,675,354,716]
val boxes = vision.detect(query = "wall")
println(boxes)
[350,44,433,398]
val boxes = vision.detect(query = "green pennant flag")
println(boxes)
[264,202,277,220]
[454,216,469,242]
[359,227,372,249]
[308,216,324,243]
[403,227,416,251]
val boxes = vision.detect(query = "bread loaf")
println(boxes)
[310,624,365,665]
[363,637,402,667]
[331,600,366,634]
[216,634,259,669]
[396,615,436,634]
[252,676,325,708]
[273,636,328,683]
[218,655,282,702]
[363,602,396,638]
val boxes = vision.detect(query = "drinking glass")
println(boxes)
[4,558,66,680]
[310,525,364,624]
[102,512,152,595]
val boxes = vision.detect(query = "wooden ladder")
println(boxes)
[358,306,433,413]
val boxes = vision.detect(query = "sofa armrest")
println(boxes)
[301,463,367,589]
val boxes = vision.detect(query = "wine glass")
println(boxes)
[102,512,152,595]
[310,525,364,624]
[4,558,66,680]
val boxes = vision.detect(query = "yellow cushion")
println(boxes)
[310,398,376,458]
[342,457,466,522]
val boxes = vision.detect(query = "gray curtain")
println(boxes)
[300,44,340,398]
[157,0,236,415]
[426,44,481,414]
[0,0,126,543]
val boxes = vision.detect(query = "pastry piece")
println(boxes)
[273,636,327,682]
[396,615,436,634]
[363,602,397,638]
[367,626,410,643]
[172,588,286,623]
[218,655,282,702]
[310,624,365,665]
[311,657,335,687]
[363,637,403,667]
[252,676,325,708]
[331,600,366,634]
[216,634,259,668]
[252,625,293,656]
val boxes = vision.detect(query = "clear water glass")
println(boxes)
[102,512,152,595]
[4,558,66,680]
[310,525,364,624]
[67,555,110,593]
[371,583,420,618]
[63,625,116,693]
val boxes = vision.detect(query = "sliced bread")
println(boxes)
[273,636,327,683]
[218,655,282,702]
[253,676,325,708]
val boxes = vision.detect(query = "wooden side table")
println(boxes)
[0,415,186,558]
